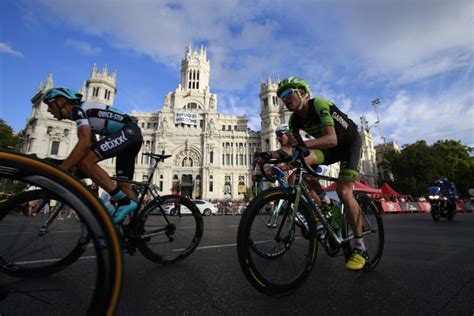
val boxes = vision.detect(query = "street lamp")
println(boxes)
[371,98,386,143]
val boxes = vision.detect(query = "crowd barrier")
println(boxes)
[378,200,473,213]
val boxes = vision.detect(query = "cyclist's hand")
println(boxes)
[275,149,291,161]
[255,151,272,161]
[294,145,310,158]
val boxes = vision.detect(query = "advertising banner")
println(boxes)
[399,202,420,212]
[417,202,431,212]
[380,201,402,213]
[175,112,198,125]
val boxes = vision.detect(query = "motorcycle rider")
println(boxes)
[434,177,459,213]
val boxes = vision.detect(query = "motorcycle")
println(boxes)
[426,186,456,221]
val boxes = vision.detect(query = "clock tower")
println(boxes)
[180,44,210,94]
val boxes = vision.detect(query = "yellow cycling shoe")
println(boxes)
[345,249,368,271]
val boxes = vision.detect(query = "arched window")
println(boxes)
[182,157,193,167]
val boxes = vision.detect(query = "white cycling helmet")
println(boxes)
[275,124,290,136]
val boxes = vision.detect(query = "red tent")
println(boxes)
[324,181,381,194]
[380,182,403,197]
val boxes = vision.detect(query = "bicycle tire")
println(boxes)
[135,195,203,264]
[0,189,90,277]
[237,187,318,297]
[341,192,384,270]
[0,151,122,315]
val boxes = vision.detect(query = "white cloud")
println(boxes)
[29,0,474,147]
[64,39,102,55]
[378,88,474,146]
[0,42,24,58]
[338,0,473,83]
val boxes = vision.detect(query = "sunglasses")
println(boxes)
[279,88,298,98]
[276,132,287,138]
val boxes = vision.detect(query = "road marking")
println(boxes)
[12,255,97,265]
[196,243,237,250]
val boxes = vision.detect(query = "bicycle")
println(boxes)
[0,151,122,315]
[237,147,384,297]
[1,153,203,273]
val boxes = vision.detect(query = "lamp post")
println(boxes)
[371,98,386,143]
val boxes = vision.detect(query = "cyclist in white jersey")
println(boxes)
[42,87,143,223]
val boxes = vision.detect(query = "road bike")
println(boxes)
[1,153,203,276]
[237,148,384,297]
[0,151,122,315]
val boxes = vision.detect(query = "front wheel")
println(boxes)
[0,189,90,277]
[135,195,203,264]
[342,192,384,270]
[237,188,318,297]
[431,204,441,221]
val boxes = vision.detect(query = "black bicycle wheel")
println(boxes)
[341,192,384,270]
[135,195,203,264]
[237,188,318,297]
[0,189,90,277]
[0,151,122,315]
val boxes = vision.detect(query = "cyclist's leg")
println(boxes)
[95,123,142,223]
[334,137,367,270]
[306,149,327,205]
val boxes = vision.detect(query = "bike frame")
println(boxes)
[37,153,175,241]
[261,158,376,248]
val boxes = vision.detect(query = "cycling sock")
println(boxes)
[354,236,366,252]
[317,189,331,205]
[110,188,130,205]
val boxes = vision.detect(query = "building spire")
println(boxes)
[45,72,53,89]
[37,81,44,93]
[80,81,87,96]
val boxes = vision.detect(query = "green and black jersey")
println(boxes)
[288,98,359,144]
[288,98,362,181]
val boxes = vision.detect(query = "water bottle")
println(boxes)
[330,200,342,230]
[316,223,325,236]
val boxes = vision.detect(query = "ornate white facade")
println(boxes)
[22,45,378,200]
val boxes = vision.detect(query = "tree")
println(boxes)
[0,119,19,151]
[385,140,474,197]
[432,140,474,197]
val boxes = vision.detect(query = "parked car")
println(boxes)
[191,199,218,216]
[151,199,218,216]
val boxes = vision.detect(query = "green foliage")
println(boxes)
[383,140,474,197]
[0,119,19,151]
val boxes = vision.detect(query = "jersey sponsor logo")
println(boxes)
[319,109,329,117]
[97,110,126,121]
[99,131,128,152]
[331,112,348,129]
[72,107,87,120]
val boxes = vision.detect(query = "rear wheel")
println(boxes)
[203,208,212,216]
[237,188,318,297]
[342,192,384,270]
[135,195,203,264]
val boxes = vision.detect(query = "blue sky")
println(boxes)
[1,0,473,148]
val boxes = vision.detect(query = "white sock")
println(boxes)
[354,237,366,252]
[322,195,331,204]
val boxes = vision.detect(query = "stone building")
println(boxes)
[22,45,379,200]
[358,115,379,187]
[375,141,401,182]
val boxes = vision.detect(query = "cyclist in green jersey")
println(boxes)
[256,77,366,271]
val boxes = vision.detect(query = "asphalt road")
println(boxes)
[1,212,474,315]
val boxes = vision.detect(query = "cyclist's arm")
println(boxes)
[304,125,337,150]
[60,125,93,171]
